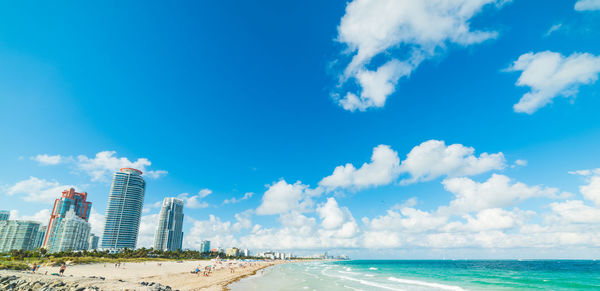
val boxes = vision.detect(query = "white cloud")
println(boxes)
[506,51,600,114]
[440,174,561,214]
[569,168,600,176]
[317,198,360,239]
[256,180,318,215]
[319,145,401,191]
[76,151,167,181]
[575,0,600,11]
[399,140,505,184]
[549,200,600,224]
[580,176,600,206]
[198,189,212,198]
[224,192,254,204]
[514,159,528,167]
[443,208,529,232]
[137,213,159,248]
[5,177,75,203]
[335,0,505,111]
[145,170,168,179]
[184,212,252,249]
[339,60,414,111]
[88,209,105,237]
[9,209,51,225]
[544,23,563,37]
[178,190,212,209]
[31,154,64,165]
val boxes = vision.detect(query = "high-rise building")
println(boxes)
[32,224,47,249]
[153,198,184,251]
[88,233,99,250]
[43,188,92,248]
[0,210,9,221]
[0,220,41,252]
[226,247,240,257]
[200,240,211,253]
[47,210,91,253]
[102,168,146,250]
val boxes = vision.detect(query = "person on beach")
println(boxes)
[59,264,66,276]
[31,263,38,274]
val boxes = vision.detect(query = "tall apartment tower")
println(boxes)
[0,210,9,221]
[200,240,210,253]
[43,188,92,248]
[102,168,146,250]
[153,198,184,251]
[47,210,91,253]
[0,220,41,252]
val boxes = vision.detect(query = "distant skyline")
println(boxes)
[1,0,600,259]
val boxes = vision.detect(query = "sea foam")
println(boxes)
[388,277,466,291]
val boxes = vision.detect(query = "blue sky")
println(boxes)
[1,0,600,259]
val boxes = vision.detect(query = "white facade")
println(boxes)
[153,197,184,251]
[0,220,41,252]
[102,168,145,250]
[47,210,91,253]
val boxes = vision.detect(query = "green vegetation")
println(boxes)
[0,248,260,270]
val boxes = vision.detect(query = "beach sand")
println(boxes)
[28,259,281,290]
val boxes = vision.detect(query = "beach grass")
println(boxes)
[0,260,30,270]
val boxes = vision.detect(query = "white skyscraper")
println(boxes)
[154,197,184,251]
[102,168,146,250]
[47,210,91,253]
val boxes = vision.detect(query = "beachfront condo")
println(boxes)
[201,240,210,253]
[43,188,92,249]
[32,224,46,249]
[101,168,146,251]
[47,210,91,253]
[153,197,184,251]
[0,210,9,221]
[0,219,42,252]
[88,233,99,250]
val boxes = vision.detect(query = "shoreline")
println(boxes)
[221,262,277,291]
[0,259,290,291]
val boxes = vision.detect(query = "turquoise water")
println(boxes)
[229,260,600,290]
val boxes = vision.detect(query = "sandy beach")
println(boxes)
[7,259,283,290]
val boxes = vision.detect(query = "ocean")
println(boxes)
[229,260,600,290]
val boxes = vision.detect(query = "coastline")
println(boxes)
[221,262,279,291]
[0,259,288,291]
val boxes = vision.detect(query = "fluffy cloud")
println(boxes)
[77,151,167,181]
[335,0,505,111]
[549,200,600,224]
[9,209,51,224]
[31,154,64,165]
[184,212,253,249]
[399,140,505,184]
[569,169,600,206]
[506,51,600,114]
[440,174,561,214]
[137,213,160,248]
[5,177,75,203]
[178,189,212,209]
[319,145,401,191]
[339,60,414,111]
[580,176,600,205]
[223,192,254,204]
[443,208,529,232]
[575,0,600,11]
[256,180,318,215]
[317,198,359,239]
[88,209,105,237]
